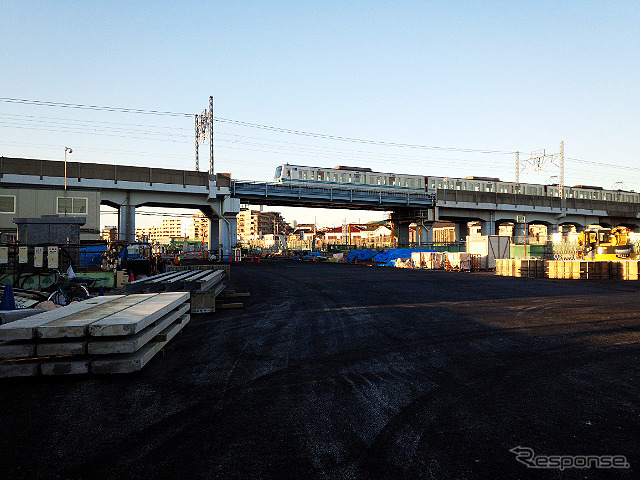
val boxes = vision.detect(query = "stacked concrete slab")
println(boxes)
[126,269,226,314]
[0,293,190,377]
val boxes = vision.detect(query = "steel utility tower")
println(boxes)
[193,96,215,175]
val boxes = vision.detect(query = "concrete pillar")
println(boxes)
[513,223,526,243]
[219,216,238,259]
[481,220,495,236]
[118,204,136,243]
[454,222,467,242]
[208,217,220,251]
[393,222,411,247]
[416,223,433,244]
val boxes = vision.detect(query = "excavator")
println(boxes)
[578,225,637,260]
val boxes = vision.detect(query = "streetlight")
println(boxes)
[64,147,72,216]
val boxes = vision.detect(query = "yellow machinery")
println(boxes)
[578,225,637,260]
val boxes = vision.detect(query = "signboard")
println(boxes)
[516,215,526,223]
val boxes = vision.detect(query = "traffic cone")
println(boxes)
[257,255,261,263]
[0,284,16,310]
[229,254,233,263]
[129,271,135,283]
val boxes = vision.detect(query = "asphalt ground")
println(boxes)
[1,261,639,480]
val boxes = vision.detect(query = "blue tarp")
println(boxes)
[345,249,378,262]
[372,249,437,265]
[78,245,108,268]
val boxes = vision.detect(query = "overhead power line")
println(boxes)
[0,96,516,155]
[214,117,516,155]
[0,97,193,117]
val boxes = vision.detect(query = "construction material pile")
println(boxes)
[496,259,640,280]
[0,293,190,377]
[496,259,546,278]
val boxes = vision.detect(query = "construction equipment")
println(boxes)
[578,225,636,260]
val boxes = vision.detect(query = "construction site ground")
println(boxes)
[1,261,639,479]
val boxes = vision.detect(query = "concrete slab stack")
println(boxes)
[0,293,190,377]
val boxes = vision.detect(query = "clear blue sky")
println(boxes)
[1,1,639,227]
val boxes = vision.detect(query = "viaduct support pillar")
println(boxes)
[118,201,136,243]
[513,223,526,244]
[417,223,433,245]
[208,217,220,252]
[219,216,238,260]
[393,222,411,248]
[481,219,495,236]
[454,222,467,242]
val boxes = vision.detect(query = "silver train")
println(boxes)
[273,164,640,203]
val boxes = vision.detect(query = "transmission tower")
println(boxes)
[515,141,565,198]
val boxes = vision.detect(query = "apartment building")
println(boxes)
[237,209,290,241]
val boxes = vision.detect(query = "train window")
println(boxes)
[418,179,422,188]
[301,171,307,180]
[333,173,338,182]
[431,180,436,189]
[438,181,443,189]
[274,166,282,179]
[404,179,408,187]
[354,174,360,183]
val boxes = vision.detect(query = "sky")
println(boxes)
[1,1,639,228]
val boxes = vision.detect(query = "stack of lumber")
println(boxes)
[496,259,546,277]
[549,260,615,279]
[615,260,640,280]
[0,292,190,377]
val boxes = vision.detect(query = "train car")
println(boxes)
[273,164,425,192]
[274,164,639,204]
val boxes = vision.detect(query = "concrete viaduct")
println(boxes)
[2,157,639,249]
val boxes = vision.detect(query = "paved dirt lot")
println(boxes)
[1,261,639,479]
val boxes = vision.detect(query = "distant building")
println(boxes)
[187,213,209,242]
[101,226,118,242]
[237,209,291,241]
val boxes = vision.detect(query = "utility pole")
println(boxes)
[64,147,72,217]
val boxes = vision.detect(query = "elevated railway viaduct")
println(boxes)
[1,157,639,249]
